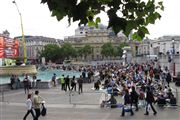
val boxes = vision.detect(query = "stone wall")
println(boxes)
[0,65,37,76]
[0,73,99,91]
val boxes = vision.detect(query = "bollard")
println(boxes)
[69,91,72,104]
[2,89,4,102]
[176,88,178,105]
[173,62,176,76]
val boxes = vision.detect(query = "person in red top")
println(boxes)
[149,69,154,80]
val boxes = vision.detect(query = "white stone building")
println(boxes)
[16,36,63,62]
[138,36,180,56]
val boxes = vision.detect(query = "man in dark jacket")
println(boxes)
[130,86,139,111]
[121,89,134,116]
[166,72,172,87]
[78,75,83,94]
[144,87,157,115]
[65,75,70,91]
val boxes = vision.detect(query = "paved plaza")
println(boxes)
[1,82,180,120]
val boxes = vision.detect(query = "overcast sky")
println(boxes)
[0,0,180,39]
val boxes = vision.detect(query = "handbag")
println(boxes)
[41,103,47,116]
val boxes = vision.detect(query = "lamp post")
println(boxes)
[13,0,27,64]
[172,38,175,76]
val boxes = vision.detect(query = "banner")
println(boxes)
[0,36,19,58]
[0,37,5,58]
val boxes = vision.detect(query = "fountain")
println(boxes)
[0,65,37,76]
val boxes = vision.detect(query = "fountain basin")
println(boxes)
[0,65,37,76]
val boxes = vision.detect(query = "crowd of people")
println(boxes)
[95,61,177,116]
[10,73,38,94]
[9,60,179,118]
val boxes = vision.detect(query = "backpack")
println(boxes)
[41,104,47,116]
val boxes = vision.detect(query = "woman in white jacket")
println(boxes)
[23,94,35,120]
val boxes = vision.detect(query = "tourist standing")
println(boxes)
[51,73,56,87]
[144,87,157,115]
[14,75,20,89]
[65,75,70,91]
[78,75,83,94]
[10,74,15,90]
[23,74,30,94]
[60,75,65,91]
[166,71,172,87]
[33,90,43,120]
[32,74,37,88]
[23,94,35,120]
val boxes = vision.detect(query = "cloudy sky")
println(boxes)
[0,0,179,39]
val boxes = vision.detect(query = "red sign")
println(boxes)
[0,36,19,58]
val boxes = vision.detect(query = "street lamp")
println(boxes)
[172,38,175,76]
[13,0,27,64]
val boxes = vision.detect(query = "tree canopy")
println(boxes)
[101,42,115,57]
[41,0,163,40]
[40,44,60,62]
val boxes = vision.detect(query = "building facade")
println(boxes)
[64,25,127,60]
[138,36,180,56]
[16,36,63,62]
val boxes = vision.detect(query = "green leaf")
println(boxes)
[132,32,142,41]
[88,20,96,26]
[158,1,163,6]
[146,13,155,24]
[139,26,149,35]
[42,0,164,42]
[154,12,161,19]
[125,20,137,36]
[95,17,101,24]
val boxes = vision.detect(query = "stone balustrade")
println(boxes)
[0,65,37,76]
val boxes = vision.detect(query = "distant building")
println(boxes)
[15,36,63,62]
[138,36,180,56]
[64,24,127,60]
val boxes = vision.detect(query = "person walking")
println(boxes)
[121,89,134,116]
[23,94,35,120]
[71,76,76,91]
[33,90,43,120]
[144,87,157,115]
[23,74,30,94]
[130,86,139,111]
[78,75,83,94]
